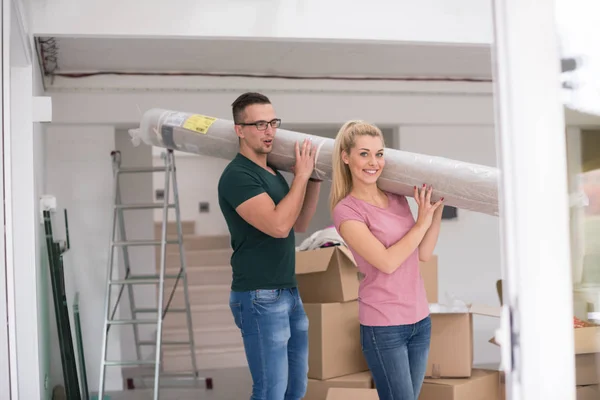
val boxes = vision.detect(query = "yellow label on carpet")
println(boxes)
[182,114,217,134]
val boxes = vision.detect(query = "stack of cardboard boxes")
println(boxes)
[295,245,447,399]
[295,246,373,400]
[295,244,506,400]
[417,303,502,399]
[571,324,600,399]
[296,243,600,399]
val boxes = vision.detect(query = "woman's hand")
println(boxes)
[414,184,444,230]
[433,198,445,220]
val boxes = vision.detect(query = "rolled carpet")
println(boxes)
[129,108,499,216]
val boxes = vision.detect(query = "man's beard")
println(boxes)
[254,144,273,155]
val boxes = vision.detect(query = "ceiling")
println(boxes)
[35,36,600,127]
[36,37,494,81]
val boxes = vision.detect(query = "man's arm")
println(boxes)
[235,175,309,238]
[228,140,315,238]
[294,179,322,233]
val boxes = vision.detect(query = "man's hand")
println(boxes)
[293,139,316,181]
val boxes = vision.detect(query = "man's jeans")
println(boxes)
[229,287,309,400]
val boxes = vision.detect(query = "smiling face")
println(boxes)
[342,134,385,186]
[234,103,277,155]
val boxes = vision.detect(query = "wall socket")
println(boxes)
[199,202,210,213]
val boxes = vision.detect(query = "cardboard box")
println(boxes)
[420,255,439,303]
[576,352,600,386]
[325,388,379,400]
[305,301,369,380]
[304,371,373,400]
[574,325,600,385]
[428,305,501,378]
[577,385,600,400]
[296,247,438,304]
[427,313,473,378]
[296,246,359,303]
[419,369,499,400]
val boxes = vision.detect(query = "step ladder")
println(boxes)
[97,149,200,399]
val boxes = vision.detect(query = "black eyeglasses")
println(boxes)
[237,118,282,131]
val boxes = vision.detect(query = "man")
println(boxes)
[217,92,321,400]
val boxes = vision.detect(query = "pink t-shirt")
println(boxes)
[332,191,430,326]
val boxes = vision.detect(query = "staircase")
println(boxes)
[154,221,247,373]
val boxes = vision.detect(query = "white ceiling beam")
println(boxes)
[47,91,497,126]
[46,89,600,129]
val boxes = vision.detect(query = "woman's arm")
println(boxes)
[418,204,444,261]
[338,219,430,274]
[334,186,442,274]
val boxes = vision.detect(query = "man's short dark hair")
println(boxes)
[231,92,271,124]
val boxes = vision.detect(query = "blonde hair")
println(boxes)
[329,120,385,212]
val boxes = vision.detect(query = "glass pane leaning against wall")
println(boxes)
[558,0,600,397]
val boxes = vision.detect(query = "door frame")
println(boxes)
[492,0,577,399]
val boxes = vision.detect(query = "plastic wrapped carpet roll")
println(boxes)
[129,108,500,216]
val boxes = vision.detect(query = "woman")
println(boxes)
[330,120,444,400]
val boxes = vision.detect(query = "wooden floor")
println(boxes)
[96,367,252,400]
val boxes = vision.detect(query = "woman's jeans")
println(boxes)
[229,287,309,400]
[360,315,432,400]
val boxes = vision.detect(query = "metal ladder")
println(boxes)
[98,149,199,399]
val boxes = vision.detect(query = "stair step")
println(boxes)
[154,221,195,236]
[164,284,230,308]
[163,325,241,348]
[155,236,231,257]
[162,346,248,372]
[166,265,231,286]
[181,235,231,251]
[163,304,234,329]
[164,249,232,268]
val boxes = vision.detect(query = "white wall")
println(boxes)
[32,36,53,400]
[29,0,493,45]
[399,125,502,366]
[46,125,125,392]
[6,0,52,397]
[114,129,157,361]
[35,124,51,400]
[10,65,42,400]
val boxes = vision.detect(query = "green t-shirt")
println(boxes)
[217,153,297,292]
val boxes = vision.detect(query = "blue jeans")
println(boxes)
[360,316,431,400]
[229,287,309,400]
